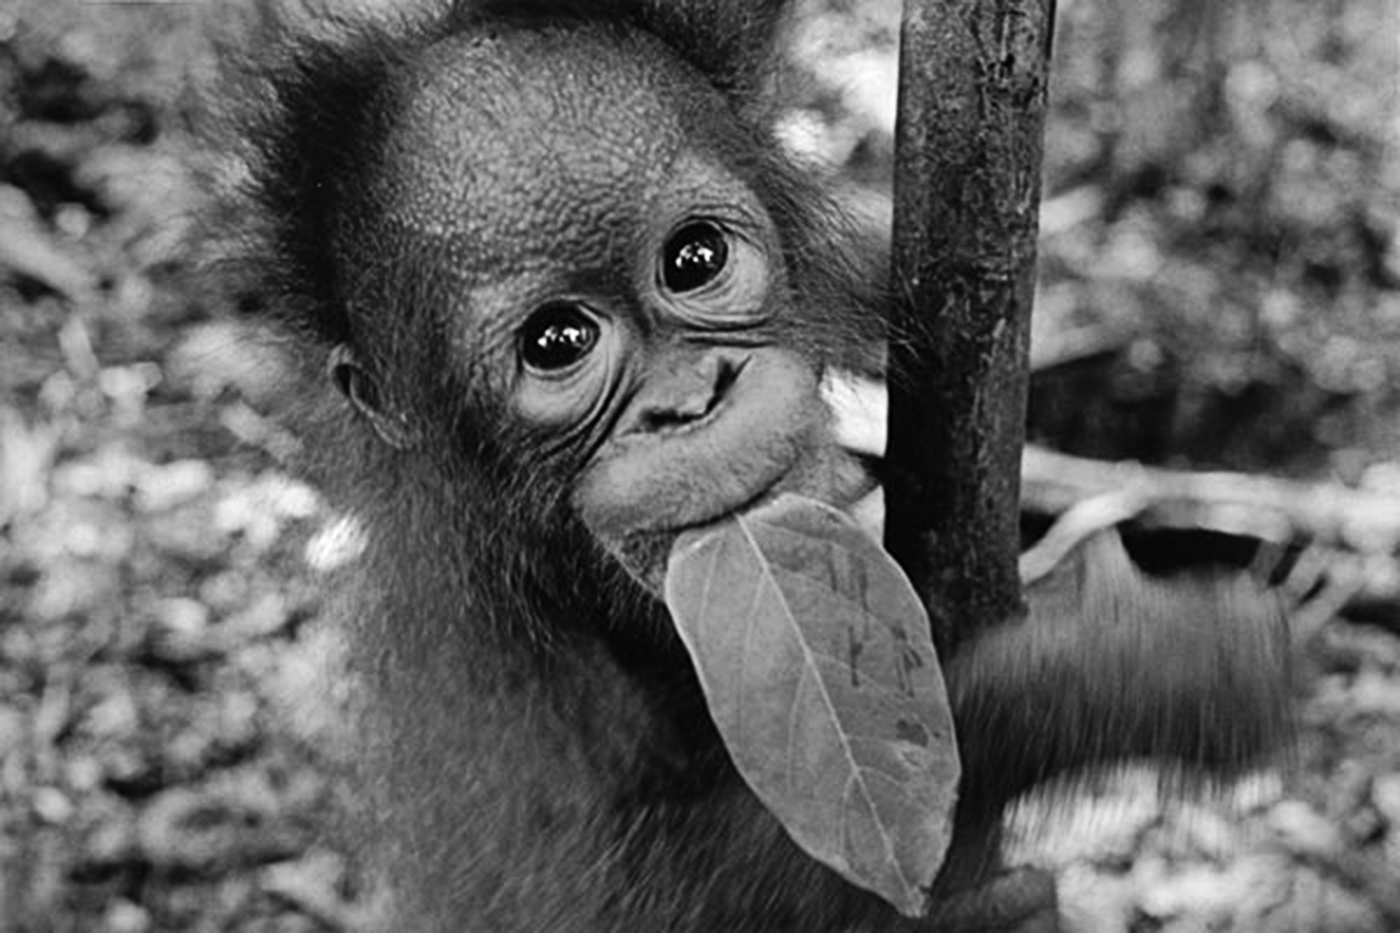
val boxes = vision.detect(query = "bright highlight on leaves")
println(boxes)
[664,494,959,918]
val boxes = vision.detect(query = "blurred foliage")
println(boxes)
[791,0,1399,475]
[1029,0,1400,476]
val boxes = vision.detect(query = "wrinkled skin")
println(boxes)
[335,25,869,573]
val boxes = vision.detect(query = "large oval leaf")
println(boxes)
[664,493,959,917]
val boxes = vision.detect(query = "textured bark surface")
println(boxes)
[886,0,1056,648]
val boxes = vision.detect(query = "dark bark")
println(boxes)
[886,0,1056,649]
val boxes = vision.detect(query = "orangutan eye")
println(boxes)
[662,221,729,293]
[519,302,599,371]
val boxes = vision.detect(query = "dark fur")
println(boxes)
[213,3,1290,931]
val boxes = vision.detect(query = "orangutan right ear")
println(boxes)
[329,344,419,449]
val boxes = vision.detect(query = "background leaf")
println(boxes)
[664,494,960,917]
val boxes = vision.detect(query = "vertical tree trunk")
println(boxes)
[885,0,1056,649]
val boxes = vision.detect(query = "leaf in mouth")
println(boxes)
[663,493,959,918]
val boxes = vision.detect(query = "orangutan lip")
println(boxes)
[657,478,784,537]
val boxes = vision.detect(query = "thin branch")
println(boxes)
[1022,445,1400,556]
[886,0,1057,648]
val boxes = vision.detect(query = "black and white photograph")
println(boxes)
[0,1,1396,930]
